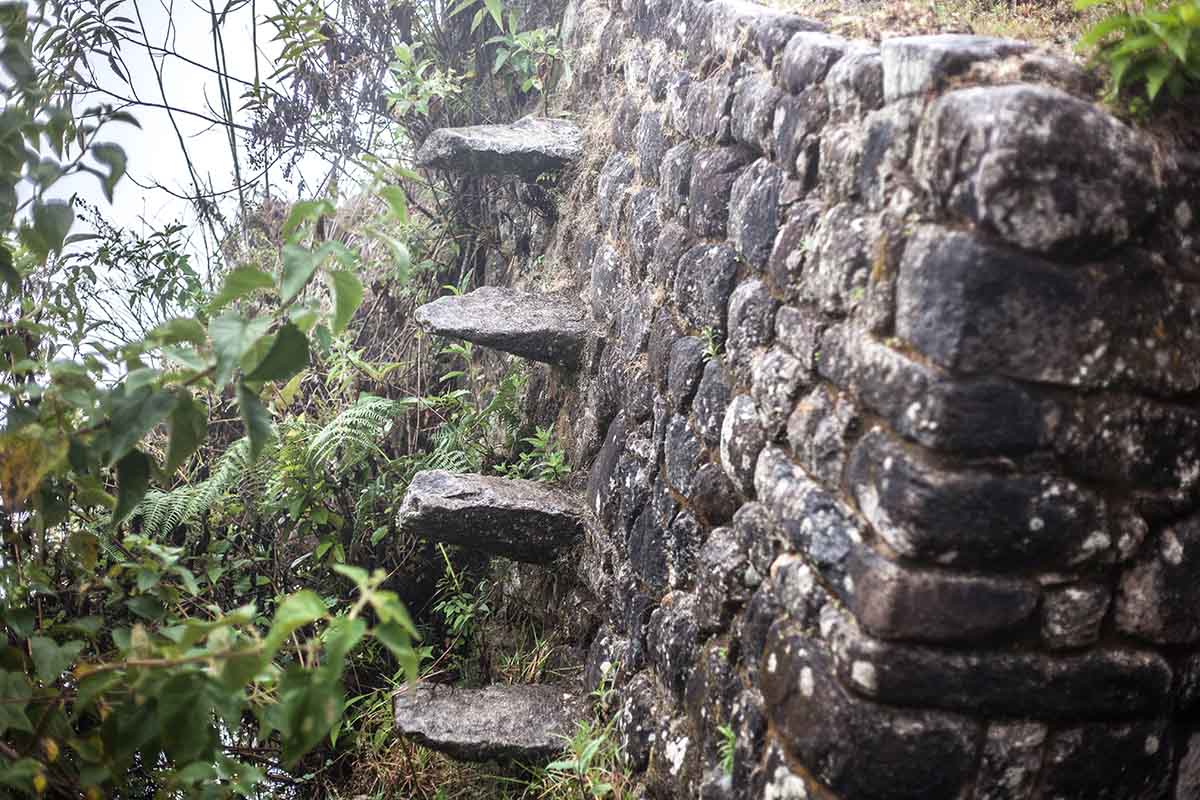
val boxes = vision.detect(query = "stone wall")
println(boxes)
[503,0,1200,796]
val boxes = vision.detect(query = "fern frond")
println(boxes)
[307,395,405,474]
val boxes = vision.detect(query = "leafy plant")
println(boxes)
[700,326,723,362]
[495,425,570,482]
[717,724,736,777]
[1076,0,1200,107]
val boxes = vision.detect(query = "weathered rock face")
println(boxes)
[492,0,1200,796]
[415,116,583,178]
[397,471,584,563]
[393,683,587,761]
[414,286,595,368]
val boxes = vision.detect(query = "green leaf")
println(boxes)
[278,679,343,765]
[112,449,151,525]
[264,589,328,655]
[373,622,419,681]
[281,199,334,241]
[378,185,409,225]
[1146,60,1173,99]
[327,270,364,333]
[281,244,318,304]
[108,385,174,464]
[246,322,309,382]
[236,381,274,461]
[30,635,84,683]
[484,0,504,30]
[220,647,265,690]
[0,243,18,295]
[320,616,366,681]
[0,671,33,735]
[33,199,74,256]
[165,390,207,474]
[208,265,275,312]
[210,312,272,386]
[90,142,126,202]
[150,317,207,347]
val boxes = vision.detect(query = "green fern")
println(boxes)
[134,439,258,536]
[306,395,407,475]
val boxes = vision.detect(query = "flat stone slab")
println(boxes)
[415,117,583,179]
[394,683,587,761]
[397,470,584,563]
[415,286,593,368]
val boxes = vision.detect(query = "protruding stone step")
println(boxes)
[415,117,583,179]
[394,683,587,761]
[397,470,584,563]
[414,286,593,368]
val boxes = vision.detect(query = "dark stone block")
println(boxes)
[597,152,635,233]
[1038,721,1172,800]
[772,88,827,178]
[897,226,1200,395]
[803,202,869,314]
[629,189,661,276]
[786,384,858,487]
[832,615,1174,719]
[767,200,821,298]
[674,242,740,335]
[754,12,825,67]
[725,278,778,382]
[684,72,735,144]
[721,394,765,494]
[825,45,883,120]
[635,110,668,184]
[1042,582,1110,650]
[975,722,1047,800]
[691,462,739,528]
[648,305,682,389]
[588,414,629,522]
[647,591,701,698]
[1117,514,1200,644]
[848,428,1111,570]
[650,219,693,289]
[728,158,783,270]
[818,324,1046,455]
[688,146,756,237]
[848,549,1038,642]
[751,347,807,439]
[414,117,583,179]
[667,336,707,410]
[730,74,782,154]
[616,672,658,772]
[630,507,670,595]
[914,83,1157,256]
[694,359,732,449]
[659,141,696,222]
[880,35,1030,102]
[697,526,751,632]
[762,623,979,799]
[612,94,640,151]
[775,305,822,371]
[778,31,848,93]
[665,413,704,495]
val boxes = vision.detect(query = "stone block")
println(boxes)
[673,242,740,334]
[728,158,783,269]
[721,394,766,494]
[881,35,1030,102]
[688,146,756,237]
[1117,514,1200,644]
[786,384,859,487]
[778,32,849,93]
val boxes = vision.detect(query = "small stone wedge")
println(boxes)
[397,470,585,563]
[415,117,583,179]
[394,683,587,762]
[414,286,593,368]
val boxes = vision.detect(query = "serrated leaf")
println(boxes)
[281,198,334,241]
[30,636,84,684]
[210,312,272,386]
[246,322,309,383]
[236,382,274,461]
[107,385,174,464]
[327,270,363,333]
[378,185,408,225]
[264,590,328,655]
[281,244,318,304]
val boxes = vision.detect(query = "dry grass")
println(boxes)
[769,0,1104,52]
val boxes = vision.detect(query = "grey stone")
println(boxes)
[684,72,735,144]
[597,152,635,233]
[832,614,1173,718]
[773,88,827,180]
[646,591,701,698]
[629,188,661,275]
[848,549,1038,642]
[691,462,739,527]
[721,394,766,494]
[896,226,1200,394]
[650,219,692,289]
[774,304,823,370]
[697,526,751,632]
[616,672,657,772]
[648,305,682,389]
[913,83,1157,256]
[414,117,583,179]
[818,325,1046,455]
[612,94,640,151]
[393,683,586,761]
[1176,732,1200,800]
[725,278,778,381]
[658,142,696,222]
[751,347,806,439]
[786,384,858,487]
[778,32,848,93]
[414,286,594,368]
[398,471,584,563]
[673,242,740,335]
[664,73,693,135]
[667,336,707,410]
[881,35,1031,102]
[818,122,865,203]
[1038,721,1172,800]
[590,243,625,323]
[1116,514,1200,644]
[975,722,1047,800]
[753,11,826,67]
[665,413,704,494]
[730,74,782,154]
[848,429,1111,570]
[728,158,783,269]
[688,146,755,237]
[636,110,668,184]
[762,623,979,799]
[1042,582,1110,650]
[803,202,870,314]
[825,45,883,120]
[694,359,732,449]
[768,200,821,298]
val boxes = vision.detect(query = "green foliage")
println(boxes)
[388,42,466,119]
[1077,0,1200,107]
[700,326,723,362]
[494,426,570,482]
[717,724,736,776]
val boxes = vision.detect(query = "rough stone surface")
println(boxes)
[398,471,584,563]
[414,286,594,368]
[674,242,740,334]
[880,35,1030,102]
[914,83,1157,255]
[1116,514,1200,644]
[393,683,587,761]
[974,722,1047,800]
[721,395,766,494]
[415,117,583,178]
[688,146,755,237]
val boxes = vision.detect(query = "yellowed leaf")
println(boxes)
[0,426,69,511]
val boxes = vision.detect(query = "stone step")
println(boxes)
[414,286,594,369]
[394,683,587,762]
[415,116,583,179]
[397,470,585,564]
